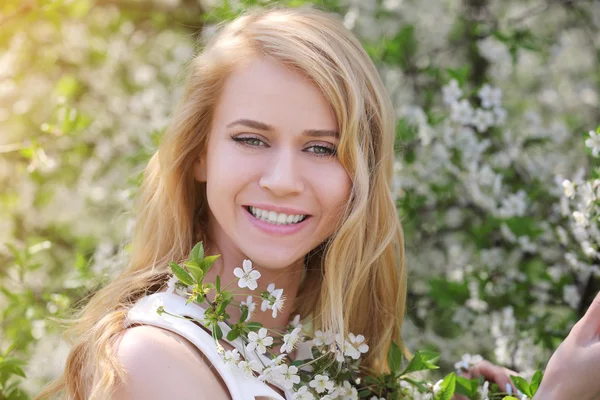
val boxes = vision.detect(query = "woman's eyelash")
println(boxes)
[305,145,337,157]
[231,135,337,157]
[232,136,267,147]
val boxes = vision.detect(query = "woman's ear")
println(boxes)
[193,155,207,182]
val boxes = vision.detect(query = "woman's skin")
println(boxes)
[533,290,600,399]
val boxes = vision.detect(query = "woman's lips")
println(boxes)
[243,206,311,236]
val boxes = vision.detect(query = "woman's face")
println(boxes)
[194,57,351,270]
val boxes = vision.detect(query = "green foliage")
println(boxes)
[2,0,599,396]
[400,351,441,376]
[434,373,456,400]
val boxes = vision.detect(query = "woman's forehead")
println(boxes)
[212,57,338,134]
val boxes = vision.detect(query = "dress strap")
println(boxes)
[126,292,286,400]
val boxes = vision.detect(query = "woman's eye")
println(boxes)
[233,136,266,147]
[306,145,337,157]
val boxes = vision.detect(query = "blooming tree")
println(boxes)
[1,0,599,397]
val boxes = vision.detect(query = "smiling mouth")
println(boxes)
[245,206,309,225]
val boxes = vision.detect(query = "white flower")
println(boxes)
[442,79,463,105]
[562,179,576,198]
[313,330,333,347]
[275,364,300,389]
[478,84,503,108]
[309,374,334,394]
[585,130,600,157]
[472,108,495,133]
[450,99,474,125]
[269,353,288,366]
[493,106,507,125]
[240,295,256,321]
[261,283,285,318]
[454,353,483,371]
[281,326,303,354]
[433,379,444,394]
[580,182,596,207]
[518,236,537,253]
[573,211,588,227]
[246,327,274,354]
[271,291,284,318]
[342,333,368,360]
[233,259,261,290]
[293,385,314,400]
[289,314,301,328]
[479,381,490,400]
[237,360,255,378]
[258,366,279,383]
[222,349,240,366]
[249,359,263,373]
[333,381,358,400]
[582,240,597,258]
[348,333,369,355]
[497,190,528,218]
[563,284,581,309]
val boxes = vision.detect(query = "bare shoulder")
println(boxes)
[110,325,231,400]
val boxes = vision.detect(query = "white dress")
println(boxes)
[126,288,308,400]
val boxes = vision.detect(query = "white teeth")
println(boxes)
[249,206,307,225]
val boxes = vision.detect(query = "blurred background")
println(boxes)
[1,0,600,397]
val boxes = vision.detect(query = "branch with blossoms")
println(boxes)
[158,241,543,400]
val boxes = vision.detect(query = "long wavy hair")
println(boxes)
[37,6,407,399]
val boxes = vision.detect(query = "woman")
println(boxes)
[37,6,600,400]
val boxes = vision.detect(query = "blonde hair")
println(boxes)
[37,6,406,399]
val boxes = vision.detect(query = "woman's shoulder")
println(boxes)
[110,324,231,399]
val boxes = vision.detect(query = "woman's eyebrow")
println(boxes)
[226,118,339,138]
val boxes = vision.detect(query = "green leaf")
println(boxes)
[216,275,221,293]
[510,375,531,397]
[530,370,543,395]
[245,322,263,332]
[387,341,403,373]
[0,358,26,378]
[502,397,519,400]
[434,373,456,400]
[226,328,240,341]
[400,350,440,376]
[216,298,232,314]
[170,262,194,286]
[183,261,204,283]
[455,376,479,397]
[200,255,221,273]
[55,75,83,99]
[416,350,441,364]
[213,323,223,340]
[190,242,204,263]
[239,306,249,324]
[446,66,470,86]
[220,291,233,301]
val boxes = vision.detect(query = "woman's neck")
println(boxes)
[202,239,305,331]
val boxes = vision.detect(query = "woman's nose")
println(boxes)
[259,149,305,196]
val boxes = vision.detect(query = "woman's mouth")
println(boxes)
[245,206,308,225]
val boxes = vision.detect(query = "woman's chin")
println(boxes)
[244,248,307,272]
